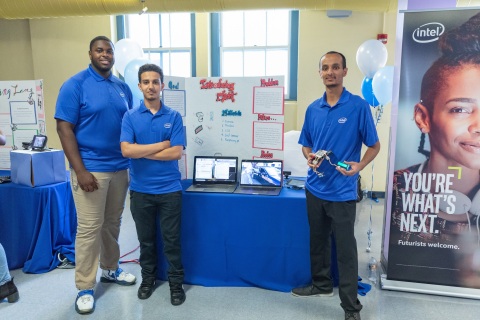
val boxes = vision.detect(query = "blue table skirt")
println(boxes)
[155,180,338,292]
[0,170,76,273]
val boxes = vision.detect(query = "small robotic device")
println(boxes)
[311,150,332,166]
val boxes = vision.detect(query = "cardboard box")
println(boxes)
[10,149,66,187]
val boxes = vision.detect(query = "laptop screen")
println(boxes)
[193,156,238,184]
[239,160,283,187]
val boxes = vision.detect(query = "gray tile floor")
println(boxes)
[1,197,480,319]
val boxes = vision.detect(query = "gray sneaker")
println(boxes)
[291,284,333,297]
[345,312,361,320]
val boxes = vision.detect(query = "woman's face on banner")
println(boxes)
[429,65,480,169]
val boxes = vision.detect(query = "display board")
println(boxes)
[384,9,480,292]
[162,76,188,179]
[183,76,284,179]
[0,80,46,169]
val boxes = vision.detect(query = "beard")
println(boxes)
[91,59,113,73]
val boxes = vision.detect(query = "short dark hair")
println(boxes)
[138,64,164,84]
[319,51,347,69]
[89,36,113,51]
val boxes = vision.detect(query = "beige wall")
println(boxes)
[0,10,396,191]
[0,19,34,79]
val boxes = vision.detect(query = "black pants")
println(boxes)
[130,190,184,285]
[306,189,362,313]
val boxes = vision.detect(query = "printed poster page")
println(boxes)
[253,86,284,115]
[185,76,284,179]
[0,80,45,170]
[386,9,480,289]
[164,76,187,179]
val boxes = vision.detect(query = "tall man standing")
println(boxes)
[120,64,186,305]
[55,36,136,315]
[292,51,380,320]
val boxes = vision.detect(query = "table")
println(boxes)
[0,170,77,273]
[155,180,338,292]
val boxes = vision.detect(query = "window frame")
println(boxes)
[116,13,196,77]
[210,10,298,100]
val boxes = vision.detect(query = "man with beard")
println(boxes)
[55,36,136,315]
[291,51,380,320]
[120,64,186,305]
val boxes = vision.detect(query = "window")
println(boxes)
[212,10,298,99]
[118,12,195,77]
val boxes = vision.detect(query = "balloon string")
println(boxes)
[366,105,383,252]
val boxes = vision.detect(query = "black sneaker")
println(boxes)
[345,312,361,320]
[170,285,186,306]
[291,284,333,297]
[138,278,156,300]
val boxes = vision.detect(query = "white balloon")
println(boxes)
[114,39,144,76]
[356,40,388,78]
[124,58,152,101]
[372,66,394,105]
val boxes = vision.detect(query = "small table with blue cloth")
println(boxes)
[155,180,338,292]
[0,170,76,273]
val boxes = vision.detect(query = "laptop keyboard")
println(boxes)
[197,185,220,188]
[242,187,278,192]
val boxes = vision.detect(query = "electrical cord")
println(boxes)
[119,245,140,264]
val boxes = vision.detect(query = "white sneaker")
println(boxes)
[75,289,95,314]
[100,268,136,286]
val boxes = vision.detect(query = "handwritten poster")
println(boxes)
[184,76,285,179]
[0,80,46,169]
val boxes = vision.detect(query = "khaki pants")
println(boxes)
[70,170,129,290]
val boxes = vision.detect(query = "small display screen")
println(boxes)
[32,135,47,150]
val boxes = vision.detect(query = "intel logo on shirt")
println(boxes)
[338,117,347,124]
[120,92,125,97]
[164,123,172,128]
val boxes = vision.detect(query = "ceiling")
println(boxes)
[0,0,400,20]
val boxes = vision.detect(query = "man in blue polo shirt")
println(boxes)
[55,36,136,315]
[292,51,380,320]
[120,64,186,305]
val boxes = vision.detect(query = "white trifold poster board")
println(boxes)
[164,75,285,179]
[0,80,46,170]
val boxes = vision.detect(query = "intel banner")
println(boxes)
[387,9,480,288]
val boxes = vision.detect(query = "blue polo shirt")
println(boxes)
[120,102,185,194]
[54,65,133,172]
[299,88,378,201]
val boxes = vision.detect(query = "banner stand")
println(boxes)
[381,276,480,300]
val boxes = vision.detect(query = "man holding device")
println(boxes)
[292,51,380,320]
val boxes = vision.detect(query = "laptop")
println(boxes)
[186,156,238,193]
[234,159,283,196]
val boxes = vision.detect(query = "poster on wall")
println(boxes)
[387,9,480,289]
[0,80,46,170]
[184,76,284,179]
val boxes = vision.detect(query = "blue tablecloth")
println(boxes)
[155,180,338,292]
[0,170,76,273]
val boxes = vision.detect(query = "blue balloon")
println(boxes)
[124,58,151,102]
[361,77,380,107]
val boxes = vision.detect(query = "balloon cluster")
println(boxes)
[356,39,394,107]
[114,39,151,102]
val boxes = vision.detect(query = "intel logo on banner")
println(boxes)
[412,22,445,43]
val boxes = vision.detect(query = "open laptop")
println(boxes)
[234,159,283,196]
[186,156,238,193]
